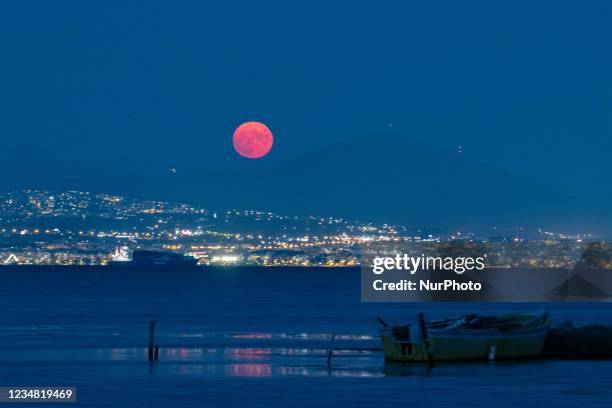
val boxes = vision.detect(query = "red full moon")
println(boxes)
[233,121,274,159]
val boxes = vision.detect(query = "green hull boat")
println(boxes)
[379,311,550,362]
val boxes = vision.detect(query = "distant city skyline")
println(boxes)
[0,189,600,266]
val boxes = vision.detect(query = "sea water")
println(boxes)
[0,266,610,407]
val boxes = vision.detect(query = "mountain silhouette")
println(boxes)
[185,133,598,232]
[5,132,605,233]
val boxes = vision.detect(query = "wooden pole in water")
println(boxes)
[326,333,336,367]
[488,345,496,362]
[418,313,434,364]
[148,320,156,362]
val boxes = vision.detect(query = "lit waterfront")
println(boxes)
[0,190,600,268]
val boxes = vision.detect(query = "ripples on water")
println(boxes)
[0,327,383,377]
[1,267,612,406]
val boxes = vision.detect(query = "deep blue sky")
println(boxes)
[0,1,610,199]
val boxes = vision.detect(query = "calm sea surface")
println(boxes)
[0,266,611,407]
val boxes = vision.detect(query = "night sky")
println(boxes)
[0,1,610,222]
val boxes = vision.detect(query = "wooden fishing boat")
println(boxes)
[379,311,550,362]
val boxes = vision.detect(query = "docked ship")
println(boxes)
[108,247,198,268]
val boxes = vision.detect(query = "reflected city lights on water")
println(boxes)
[227,348,272,360]
[79,330,382,378]
[159,331,376,343]
[176,364,206,375]
[279,333,374,340]
[164,347,204,359]
[163,364,383,378]
[176,333,204,338]
[230,333,273,339]
[93,343,378,363]
[226,363,272,377]
[105,348,147,361]
[278,366,383,378]
[20,346,383,378]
